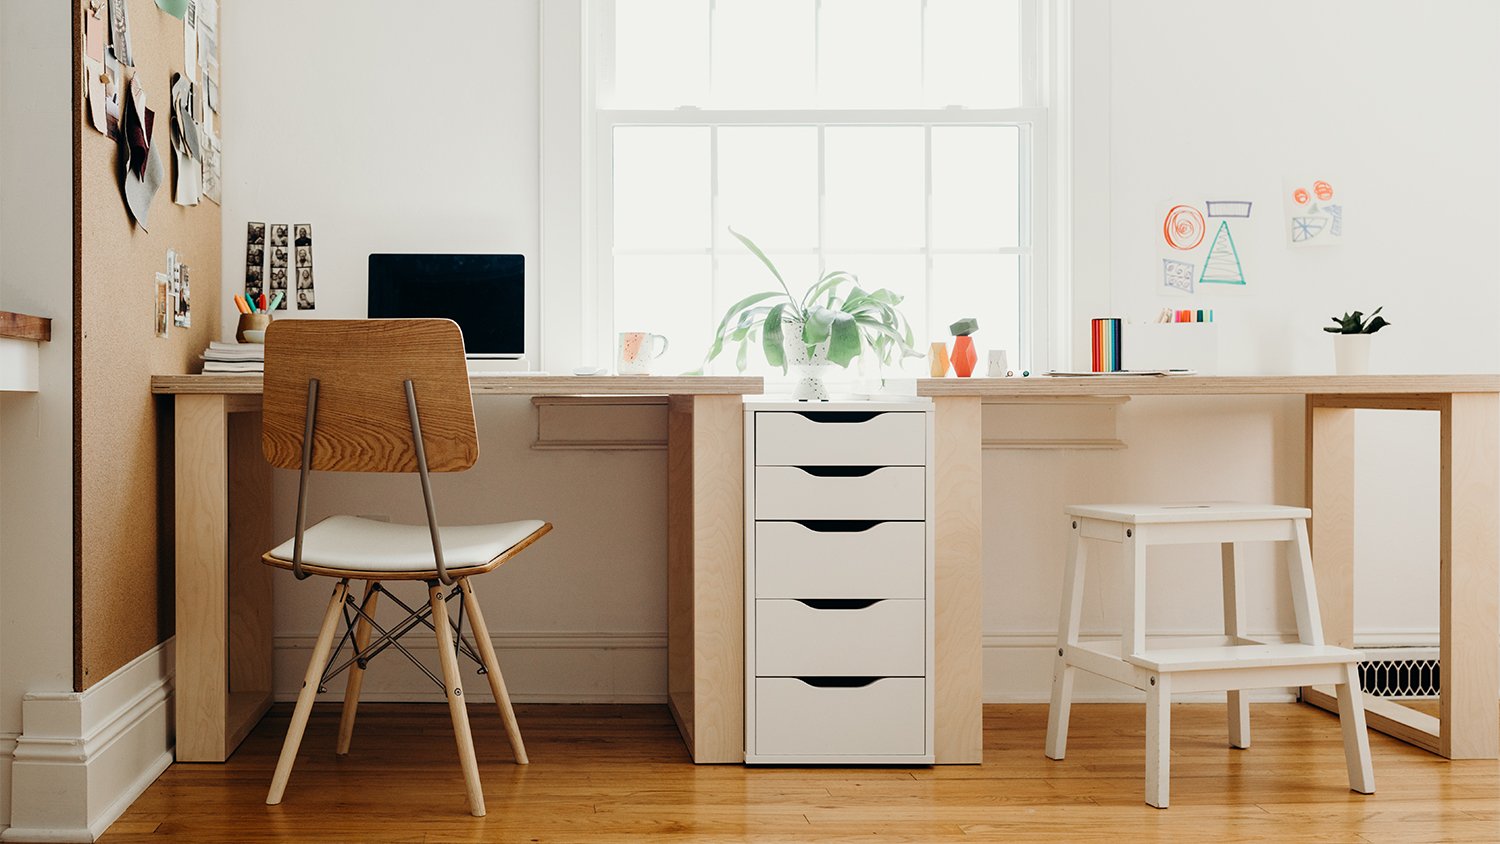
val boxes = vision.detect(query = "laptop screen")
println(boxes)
[367,253,524,357]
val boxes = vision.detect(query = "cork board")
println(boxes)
[73,0,223,689]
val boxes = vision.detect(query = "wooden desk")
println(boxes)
[916,374,1500,763]
[152,374,762,763]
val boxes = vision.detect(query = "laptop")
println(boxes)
[367,253,526,368]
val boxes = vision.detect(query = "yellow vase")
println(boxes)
[929,341,950,377]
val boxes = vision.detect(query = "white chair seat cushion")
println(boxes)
[267,515,547,573]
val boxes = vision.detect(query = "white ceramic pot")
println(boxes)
[782,322,834,401]
[1333,333,1371,376]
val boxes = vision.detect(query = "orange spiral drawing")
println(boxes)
[1162,204,1206,250]
[1313,180,1333,201]
[1292,187,1310,205]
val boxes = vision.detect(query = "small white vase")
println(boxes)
[782,323,834,401]
[1333,334,1371,376]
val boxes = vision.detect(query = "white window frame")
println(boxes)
[539,0,1070,373]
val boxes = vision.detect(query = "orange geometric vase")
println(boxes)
[951,335,978,377]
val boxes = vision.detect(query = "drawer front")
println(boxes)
[756,677,925,757]
[756,598,925,677]
[756,411,927,467]
[754,466,925,521]
[755,521,925,599]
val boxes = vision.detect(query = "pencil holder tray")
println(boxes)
[236,313,272,343]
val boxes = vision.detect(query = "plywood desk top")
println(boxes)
[151,373,764,396]
[916,374,1500,398]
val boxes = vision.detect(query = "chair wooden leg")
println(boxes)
[267,579,349,806]
[336,580,381,756]
[1145,672,1172,809]
[1046,520,1087,761]
[459,578,529,764]
[1221,542,1250,749]
[1336,663,1376,794]
[431,582,486,817]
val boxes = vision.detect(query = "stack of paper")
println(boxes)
[201,341,263,374]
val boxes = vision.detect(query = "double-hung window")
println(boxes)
[593,0,1048,376]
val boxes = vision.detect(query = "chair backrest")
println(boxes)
[262,319,478,473]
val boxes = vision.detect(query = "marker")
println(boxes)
[233,294,249,314]
[259,293,268,312]
[268,291,283,311]
[247,295,258,313]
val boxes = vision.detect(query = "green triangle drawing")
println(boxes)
[1199,220,1245,285]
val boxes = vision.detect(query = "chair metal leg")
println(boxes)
[336,580,381,756]
[268,580,349,805]
[431,582,486,817]
[1145,672,1172,809]
[459,578,529,764]
[1336,663,1376,794]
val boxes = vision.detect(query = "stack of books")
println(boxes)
[200,341,264,374]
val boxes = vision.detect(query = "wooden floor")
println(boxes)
[102,702,1499,843]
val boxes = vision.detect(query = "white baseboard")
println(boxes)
[2,640,174,843]
[273,631,670,704]
[274,627,1438,706]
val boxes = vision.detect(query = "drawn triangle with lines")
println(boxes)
[1199,220,1245,284]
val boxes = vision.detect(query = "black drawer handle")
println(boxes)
[797,598,881,610]
[797,677,880,688]
[798,466,880,477]
[796,411,884,423]
[793,520,882,533]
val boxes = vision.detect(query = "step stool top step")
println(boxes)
[1064,502,1312,524]
[1126,642,1361,672]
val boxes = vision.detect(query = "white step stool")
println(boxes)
[1043,502,1375,808]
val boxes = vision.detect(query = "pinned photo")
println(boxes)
[270,224,288,247]
[245,222,266,299]
[270,246,287,268]
[155,272,170,337]
[293,224,312,246]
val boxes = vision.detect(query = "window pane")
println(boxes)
[929,255,1020,368]
[818,0,921,108]
[931,127,1020,249]
[614,255,713,376]
[824,127,925,250]
[925,0,1022,108]
[718,127,818,251]
[612,0,709,107]
[613,127,710,250]
[712,0,815,107]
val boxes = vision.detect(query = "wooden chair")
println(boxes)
[259,319,550,817]
[1044,502,1374,808]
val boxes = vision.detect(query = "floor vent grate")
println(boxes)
[1358,648,1439,698]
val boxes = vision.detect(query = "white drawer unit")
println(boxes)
[745,399,935,765]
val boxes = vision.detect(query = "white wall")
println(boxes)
[222,1,1500,706]
[0,0,77,830]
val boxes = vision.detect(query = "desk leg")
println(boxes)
[176,395,231,762]
[175,396,273,763]
[1439,392,1499,759]
[933,396,983,763]
[1305,400,1356,649]
[666,395,744,763]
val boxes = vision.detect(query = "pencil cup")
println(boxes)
[236,313,272,343]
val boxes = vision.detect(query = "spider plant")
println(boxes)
[692,230,922,374]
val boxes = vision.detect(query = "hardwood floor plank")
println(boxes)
[100,702,1500,842]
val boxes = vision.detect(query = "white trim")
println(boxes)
[2,641,173,843]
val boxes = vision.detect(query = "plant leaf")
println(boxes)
[1365,315,1390,334]
[804,305,836,344]
[827,312,861,366]
[728,228,796,304]
[763,303,788,372]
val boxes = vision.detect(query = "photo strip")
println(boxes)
[268,224,289,309]
[245,221,265,302]
[294,223,315,309]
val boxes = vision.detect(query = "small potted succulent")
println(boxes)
[694,230,922,400]
[1324,307,1389,375]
